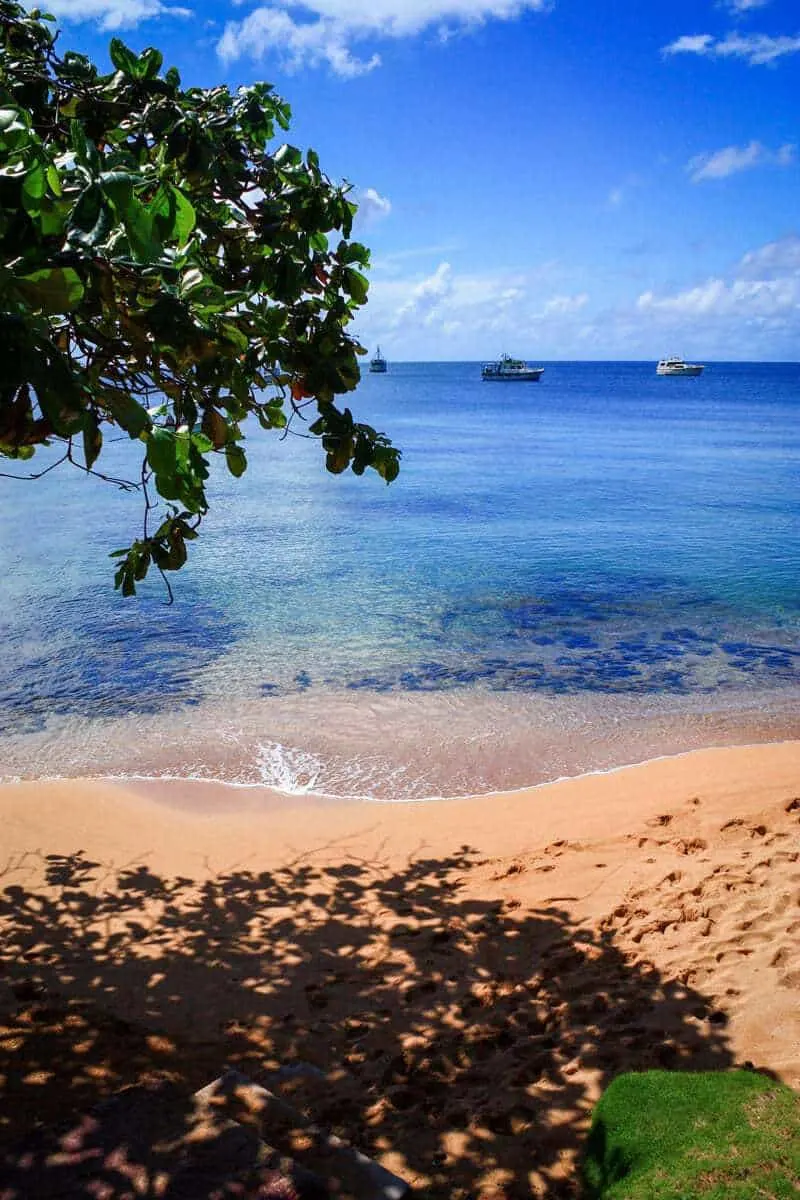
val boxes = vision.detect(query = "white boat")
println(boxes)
[369,346,387,373]
[482,354,544,381]
[656,356,704,377]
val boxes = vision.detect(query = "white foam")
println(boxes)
[16,737,798,808]
[255,741,325,794]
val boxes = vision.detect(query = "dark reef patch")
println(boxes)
[0,589,240,733]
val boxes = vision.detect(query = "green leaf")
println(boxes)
[69,118,91,167]
[344,268,369,304]
[122,196,159,261]
[83,411,102,469]
[21,162,46,214]
[109,38,140,78]
[104,391,151,438]
[191,431,214,454]
[138,47,163,79]
[225,444,247,478]
[133,547,151,581]
[0,4,400,597]
[150,183,195,245]
[154,474,181,501]
[101,170,136,210]
[117,567,136,597]
[274,143,302,167]
[15,267,84,314]
[46,163,62,196]
[68,183,111,247]
[218,321,248,353]
[146,428,177,477]
[166,186,195,244]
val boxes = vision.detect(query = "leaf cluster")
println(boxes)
[0,2,399,594]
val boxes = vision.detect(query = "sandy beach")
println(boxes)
[1,742,798,1197]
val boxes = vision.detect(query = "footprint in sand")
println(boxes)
[646,813,674,828]
[679,837,709,855]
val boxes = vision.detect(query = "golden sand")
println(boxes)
[1,742,798,1197]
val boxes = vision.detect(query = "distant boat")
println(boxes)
[369,346,388,373]
[656,356,704,377]
[482,353,544,382]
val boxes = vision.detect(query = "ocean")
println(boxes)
[1,360,798,799]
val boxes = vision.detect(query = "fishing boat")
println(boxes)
[482,354,544,381]
[656,356,704,377]
[369,346,388,373]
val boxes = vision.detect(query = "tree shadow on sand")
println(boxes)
[0,841,740,1197]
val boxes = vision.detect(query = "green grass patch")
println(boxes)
[583,1069,800,1199]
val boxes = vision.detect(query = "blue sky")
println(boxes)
[41,0,799,360]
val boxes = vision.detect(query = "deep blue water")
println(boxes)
[1,361,798,796]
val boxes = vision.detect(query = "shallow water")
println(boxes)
[2,361,798,797]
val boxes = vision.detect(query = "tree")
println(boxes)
[0,2,399,597]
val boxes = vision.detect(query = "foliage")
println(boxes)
[0,2,399,595]
[583,1069,800,1199]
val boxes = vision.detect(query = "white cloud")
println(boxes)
[538,293,589,317]
[688,140,796,181]
[719,0,771,13]
[737,233,800,278]
[358,236,800,359]
[356,258,590,357]
[638,275,798,318]
[394,262,454,325]
[44,0,191,29]
[218,0,550,75]
[665,34,715,56]
[632,234,800,354]
[663,30,800,65]
[534,233,800,361]
[218,7,380,75]
[353,186,392,226]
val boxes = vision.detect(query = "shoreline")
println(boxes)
[84,732,800,804]
[1,738,798,864]
[2,740,798,1195]
[5,734,799,807]
[2,708,799,805]
[3,683,799,801]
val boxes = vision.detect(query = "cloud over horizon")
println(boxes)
[358,235,800,361]
[632,234,800,355]
[355,257,593,357]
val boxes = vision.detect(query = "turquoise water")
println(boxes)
[1,361,798,797]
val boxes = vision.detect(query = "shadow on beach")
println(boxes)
[0,840,738,1198]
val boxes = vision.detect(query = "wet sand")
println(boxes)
[1,742,798,1197]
